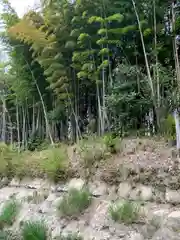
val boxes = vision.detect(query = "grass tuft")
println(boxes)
[57,188,92,217]
[0,200,20,228]
[21,220,48,240]
[109,200,139,224]
[40,147,68,182]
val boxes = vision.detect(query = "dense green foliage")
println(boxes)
[0,0,179,146]
[0,200,20,228]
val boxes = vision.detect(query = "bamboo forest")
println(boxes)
[0,0,179,149]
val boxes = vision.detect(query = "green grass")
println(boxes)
[21,221,48,240]
[0,200,20,228]
[109,200,139,224]
[103,134,120,154]
[55,232,83,240]
[57,188,92,217]
[40,147,68,182]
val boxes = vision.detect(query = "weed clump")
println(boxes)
[109,200,139,224]
[21,221,48,240]
[57,188,92,217]
[103,134,120,154]
[0,200,20,229]
[40,147,68,182]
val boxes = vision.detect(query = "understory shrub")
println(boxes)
[162,114,176,140]
[0,143,18,178]
[109,200,139,224]
[57,188,92,217]
[21,221,48,240]
[103,134,120,153]
[0,200,20,228]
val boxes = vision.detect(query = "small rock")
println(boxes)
[151,227,180,240]
[129,188,141,200]
[0,177,9,188]
[56,185,67,193]
[118,182,132,198]
[109,223,129,238]
[150,209,169,228]
[165,211,180,231]
[141,224,157,239]
[165,189,180,204]
[52,197,63,208]
[89,181,108,197]
[126,232,144,240]
[39,201,51,214]
[153,190,165,203]
[46,193,57,202]
[139,185,153,201]
[68,178,85,191]
[20,178,44,189]
[9,178,20,187]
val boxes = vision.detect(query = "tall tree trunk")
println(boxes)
[1,94,6,143]
[16,99,20,152]
[132,0,160,130]
[26,60,54,145]
[153,0,160,129]
[172,1,180,153]
[22,106,26,150]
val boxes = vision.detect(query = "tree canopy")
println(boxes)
[0,0,179,147]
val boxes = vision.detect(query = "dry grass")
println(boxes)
[57,188,92,217]
[0,144,69,182]
[77,136,108,168]
[0,137,173,184]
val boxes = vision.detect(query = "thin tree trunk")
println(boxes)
[1,94,6,143]
[172,2,180,153]
[22,106,26,150]
[132,0,160,130]
[153,0,160,128]
[26,61,54,145]
[16,99,20,152]
[32,99,35,134]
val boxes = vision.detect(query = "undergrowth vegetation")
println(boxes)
[0,144,69,181]
[21,220,48,240]
[0,134,122,182]
[0,200,20,229]
[109,200,140,224]
[78,135,121,168]
[57,188,92,217]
